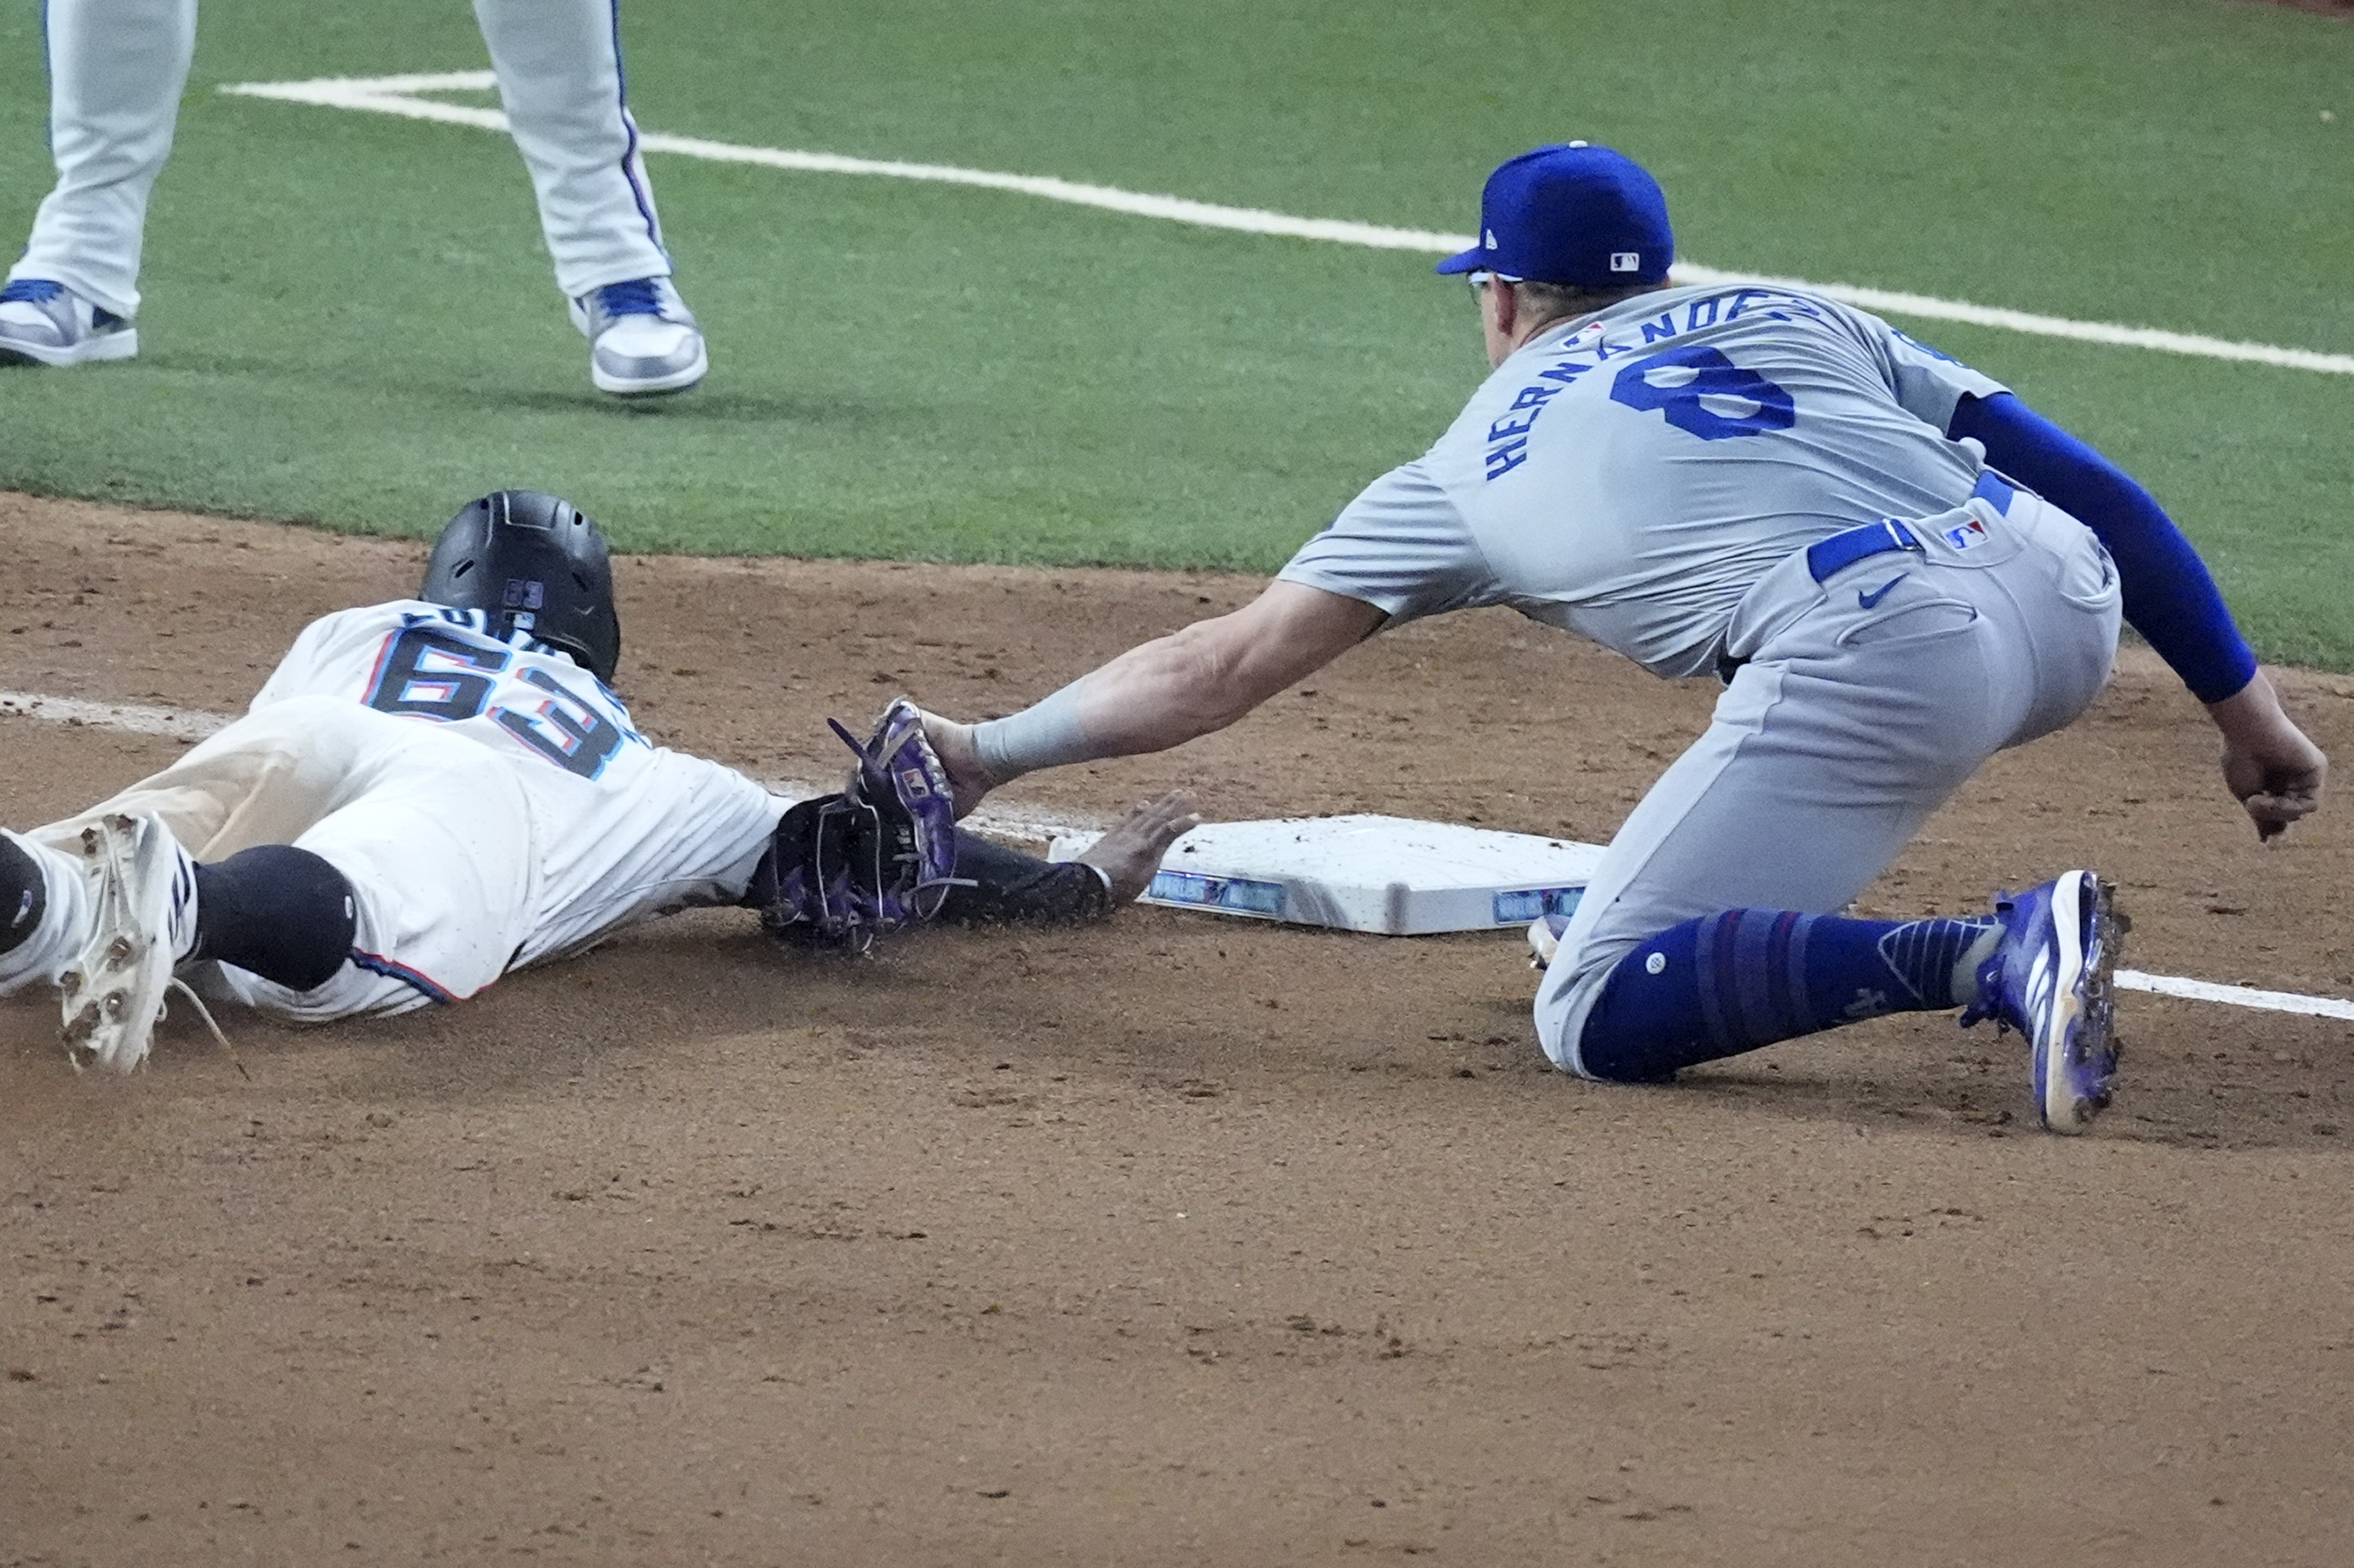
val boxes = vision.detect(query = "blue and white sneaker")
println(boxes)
[568,276,706,396]
[0,279,137,367]
[1962,870,2126,1134]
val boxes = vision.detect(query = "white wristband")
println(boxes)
[971,681,1103,784]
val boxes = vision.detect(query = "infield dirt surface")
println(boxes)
[4,491,2353,1566]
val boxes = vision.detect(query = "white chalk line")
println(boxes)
[2115,969,2354,1022]
[222,71,2354,378]
[11,688,2353,1022]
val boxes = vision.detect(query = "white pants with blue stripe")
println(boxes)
[10,0,672,316]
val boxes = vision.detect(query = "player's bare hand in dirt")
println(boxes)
[1075,793,1202,905]
[2208,673,2328,841]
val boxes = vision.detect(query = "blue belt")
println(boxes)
[1804,470,2017,583]
[1805,518,1920,583]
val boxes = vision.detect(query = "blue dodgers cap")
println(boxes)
[1436,142,1674,287]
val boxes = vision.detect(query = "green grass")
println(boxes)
[2,0,2351,661]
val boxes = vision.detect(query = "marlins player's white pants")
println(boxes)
[1536,486,2125,1076]
[0,698,780,1022]
[10,0,671,318]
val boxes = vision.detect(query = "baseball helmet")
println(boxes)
[420,490,622,684]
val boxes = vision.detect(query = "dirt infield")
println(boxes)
[4,490,2352,1567]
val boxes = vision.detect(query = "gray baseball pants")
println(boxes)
[1536,480,2125,1076]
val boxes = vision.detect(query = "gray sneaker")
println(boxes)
[0,279,137,367]
[568,276,707,396]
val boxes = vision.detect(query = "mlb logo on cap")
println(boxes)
[1436,142,1675,289]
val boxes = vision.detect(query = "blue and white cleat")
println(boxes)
[57,813,198,1073]
[1962,870,2126,1134]
[0,279,137,367]
[568,276,706,396]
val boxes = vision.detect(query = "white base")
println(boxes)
[1049,813,1604,936]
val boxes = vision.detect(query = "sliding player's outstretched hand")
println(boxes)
[1075,793,1202,905]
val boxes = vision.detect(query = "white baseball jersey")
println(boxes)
[1279,284,2010,678]
[11,602,782,1022]
[252,599,781,964]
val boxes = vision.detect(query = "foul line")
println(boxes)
[11,688,2354,1021]
[2116,969,2354,1022]
[222,70,2354,378]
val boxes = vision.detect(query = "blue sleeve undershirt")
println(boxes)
[1945,392,2256,704]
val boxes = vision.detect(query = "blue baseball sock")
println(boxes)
[1576,909,2000,1083]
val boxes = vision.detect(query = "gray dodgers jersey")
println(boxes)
[1279,284,2009,678]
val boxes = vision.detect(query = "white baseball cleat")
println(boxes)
[0,279,137,367]
[57,813,198,1073]
[568,276,707,396]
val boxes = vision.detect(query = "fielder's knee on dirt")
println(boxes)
[1531,932,1630,1080]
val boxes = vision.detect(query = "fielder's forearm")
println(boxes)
[970,582,1384,787]
[972,623,1263,784]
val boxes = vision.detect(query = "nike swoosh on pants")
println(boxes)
[1858,573,1908,609]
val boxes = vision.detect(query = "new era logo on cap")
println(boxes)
[1484,229,1497,248]
[1610,252,1641,272]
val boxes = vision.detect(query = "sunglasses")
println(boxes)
[1465,269,1525,293]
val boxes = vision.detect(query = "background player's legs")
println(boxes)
[472,0,670,297]
[472,0,707,394]
[8,0,198,318]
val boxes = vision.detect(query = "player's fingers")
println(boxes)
[2245,791,2315,840]
[1125,791,1200,828]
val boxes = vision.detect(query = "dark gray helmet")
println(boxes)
[420,491,622,684]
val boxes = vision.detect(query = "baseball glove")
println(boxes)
[754,698,962,949]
